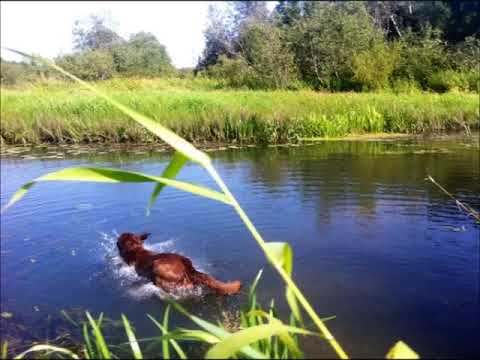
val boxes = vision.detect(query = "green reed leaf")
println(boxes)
[386,341,419,359]
[2,167,231,213]
[121,314,143,359]
[264,242,302,323]
[1,341,8,360]
[147,151,189,215]
[171,301,267,359]
[205,322,315,359]
[14,345,79,359]
[146,314,187,360]
[86,312,110,359]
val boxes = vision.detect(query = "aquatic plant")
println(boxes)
[1,49,419,359]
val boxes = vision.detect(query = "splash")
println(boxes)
[98,230,204,300]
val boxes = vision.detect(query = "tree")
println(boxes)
[72,14,124,51]
[293,2,383,90]
[119,32,174,77]
[273,0,303,27]
[196,5,234,73]
[235,22,298,88]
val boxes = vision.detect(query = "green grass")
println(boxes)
[1,78,478,145]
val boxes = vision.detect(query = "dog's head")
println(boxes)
[117,232,150,263]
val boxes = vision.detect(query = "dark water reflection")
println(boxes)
[1,136,479,358]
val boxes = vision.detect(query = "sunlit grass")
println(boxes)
[1,78,478,144]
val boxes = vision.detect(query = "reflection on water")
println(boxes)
[1,135,479,358]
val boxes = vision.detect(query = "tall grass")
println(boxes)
[1,78,478,144]
[1,271,321,359]
[2,50,420,359]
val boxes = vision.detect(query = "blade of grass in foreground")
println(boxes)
[205,322,316,359]
[13,345,79,359]
[147,313,187,359]
[171,301,268,359]
[121,314,143,359]
[147,151,189,215]
[85,312,110,359]
[1,167,231,213]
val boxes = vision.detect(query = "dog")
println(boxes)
[117,232,242,295]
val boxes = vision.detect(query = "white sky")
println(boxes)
[1,1,277,68]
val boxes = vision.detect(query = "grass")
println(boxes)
[0,271,316,359]
[1,78,478,145]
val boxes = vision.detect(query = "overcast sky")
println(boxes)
[1,1,277,68]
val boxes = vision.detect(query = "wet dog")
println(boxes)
[117,232,242,295]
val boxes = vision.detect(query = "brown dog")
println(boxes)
[117,232,242,295]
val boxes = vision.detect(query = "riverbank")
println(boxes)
[1,79,478,145]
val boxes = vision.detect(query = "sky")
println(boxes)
[1,1,277,68]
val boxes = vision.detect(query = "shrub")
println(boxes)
[56,50,115,81]
[352,42,399,91]
[427,70,470,92]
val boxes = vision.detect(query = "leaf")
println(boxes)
[265,242,303,323]
[3,48,211,166]
[1,182,34,213]
[1,342,8,360]
[121,314,143,359]
[205,323,315,359]
[61,310,79,327]
[171,301,267,359]
[162,305,171,359]
[14,345,79,359]
[386,341,419,359]
[83,323,95,359]
[147,314,187,360]
[147,151,189,215]
[85,311,110,359]
[265,242,293,276]
[1,167,231,213]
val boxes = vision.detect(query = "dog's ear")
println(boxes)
[140,233,151,241]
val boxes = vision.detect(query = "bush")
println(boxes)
[390,79,421,94]
[56,50,115,81]
[427,70,470,92]
[352,42,399,91]
[393,26,449,89]
[209,55,255,89]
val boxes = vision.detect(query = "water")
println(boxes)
[1,136,479,358]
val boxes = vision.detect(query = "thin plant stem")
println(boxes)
[426,175,480,222]
[206,163,349,359]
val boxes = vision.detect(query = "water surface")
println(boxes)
[1,136,479,358]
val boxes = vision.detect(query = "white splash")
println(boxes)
[98,231,204,300]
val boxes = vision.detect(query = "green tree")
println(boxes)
[293,2,383,90]
[72,14,124,51]
[235,22,298,88]
[196,5,234,73]
[118,32,174,77]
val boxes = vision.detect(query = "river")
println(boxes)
[1,135,479,358]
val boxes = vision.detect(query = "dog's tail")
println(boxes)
[192,272,242,295]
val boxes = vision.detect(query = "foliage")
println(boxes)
[291,2,383,90]
[53,14,174,80]
[56,50,115,81]
[352,42,399,90]
[427,70,471,93]
[72,13,124,52]
[392,26,449,88]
